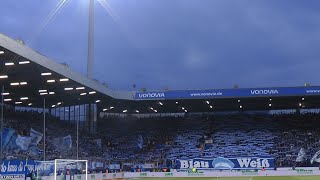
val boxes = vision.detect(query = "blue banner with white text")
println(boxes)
[134,86,320,100]
[176,157,275,170]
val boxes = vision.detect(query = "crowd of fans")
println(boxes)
[2,106,320,169]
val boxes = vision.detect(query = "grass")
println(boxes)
[127,177,320,180]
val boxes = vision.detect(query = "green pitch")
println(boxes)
[127,177,319,180]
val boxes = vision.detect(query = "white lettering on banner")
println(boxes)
[138,93,165,98]
[179,160,209,169]
[251,89,279,95]
[237,158,270,168]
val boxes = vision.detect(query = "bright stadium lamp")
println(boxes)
[269,103,272,107]
[0,51,4,54]
[0,75,8,79]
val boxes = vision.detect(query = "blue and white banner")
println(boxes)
[30,128,43,146]
[1,128,15,148]
[134,86,320,100]
[176,157,275,170]
[16,135,32,151]
[52,135,72,151]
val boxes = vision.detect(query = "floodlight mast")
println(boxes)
[87,0,95,79]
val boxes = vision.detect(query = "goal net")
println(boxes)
[53,159,88,180]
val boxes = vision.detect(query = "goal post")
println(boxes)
[54,159,88,180]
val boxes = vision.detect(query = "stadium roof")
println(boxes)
[2,33,320,113]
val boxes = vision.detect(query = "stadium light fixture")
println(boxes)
[76,87,85,90]
[5,62,14,66]
[159,102,163,106]
[238,99,241,103]
[110,106,114,109]
[150,107,154,110]
[64,87,73,91]
[181,107,185,110]
[59,78,69,82]
[47,80,55,83]
[269,98,272,101]
[184,110,188,113]
[39,90,47,92]
[19,61,30,64]
[1,92,9,95]
[57,102,62,105]
[52,105,56,108]
[123,110,127,113]
[41,72,52,76]
[89,91,96,94]
[176,101,179,104]
[49,92,55,95]
[95,100,100,103]
[154,110,158,113]
[209,105,213,109]
[10,82,19,86]
[302,97,305,101]
[0,51,4,54]
[28,103,32,106]
[40,92,48,95]
[4,99,12,102]
[0,75,8,79]
[80,93,87,96]
[299,103,302,107]
[103,109,107,111]
[15,102,22,104]
[20,82,27,85]
[269,103,272,107]
[20,97,28,100]
[239,105,243,109]
[206,101,210,104]
[136,110,140,113]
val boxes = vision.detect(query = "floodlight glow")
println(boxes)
[136,110,139,113]
[240,105,243,109]
[184,110,188,112]
[52,105,56,107]
[4,99,12,102]
[41,72,52,76]
[269,98,272,101]
[206,101,210,104]
[95,100,100,103]
[20,82,27,85]
[0,51,4,54]
[302,97,305,101]
[80,93,87,96]
[181,107,185,110]
[19,61,30,64]
[28,103,32,106]
[20,97,28,100]
[150,107,154,110]
[1,92,9,95]
[76,87,85,90]
[10,82,19,86]
[47,80,55,83]
[5,62,14,66]
[159,102,163,106]
[209,105,213,109]
[238,100,241,103]
[40,92,48,95]
[176,101,179,104]
[89,91,96,94]
[0,75,8,79]
[299,103,302,107]
[59,78,69,82]
[15,102,22,104]
[39,90,47,92]
[154,110,158,113]
[49,92,55,95]
[269,103,272,107]
[57,102,62,105]
[123,110,127,113]
[64,87,73,91]
[110,107,114,109]
[103,109,107,111]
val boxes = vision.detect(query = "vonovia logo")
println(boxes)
[187,172,204,176]
[250,89,279,95]
[296,169,313,175]
[165,173,173,176]
[140,172,147,177]
[212,157,235,170]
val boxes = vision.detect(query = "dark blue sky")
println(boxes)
[1,0,320,90]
